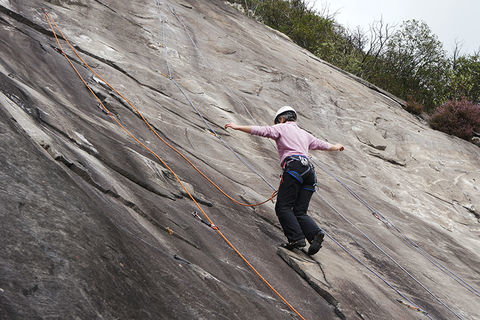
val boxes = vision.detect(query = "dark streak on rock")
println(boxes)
[0,15,47,47]
[180,3,194,9]
[0,5,63,40]
[49,44,85,69]
[92,0,118,13]
[71,46,170,98]
[91,0,152,35]
[173,254,192,264]
[369,153,406,166]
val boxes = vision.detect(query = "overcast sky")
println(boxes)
[313,0,479,55]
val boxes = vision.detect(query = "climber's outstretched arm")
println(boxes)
[225,123,252,134]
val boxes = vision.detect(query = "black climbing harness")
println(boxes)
[282,155,317,191]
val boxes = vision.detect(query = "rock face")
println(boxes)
[1,1,479,319]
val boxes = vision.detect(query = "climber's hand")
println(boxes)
[329,144,344,151]
[225,123,238,130]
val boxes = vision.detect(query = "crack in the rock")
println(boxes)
[92,0,119,14]
[0,5,63,40]
[277,248,347,320]
[49,44,85,68]
[71,45,171,98]
[368,152,406,166]
[184,127,196,150]
[0,15,49,49]
[311,259,332,288]
[424,191,453,205]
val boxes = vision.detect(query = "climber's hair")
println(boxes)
[277,111,297,123]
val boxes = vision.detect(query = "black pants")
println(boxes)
[275,158,322,243]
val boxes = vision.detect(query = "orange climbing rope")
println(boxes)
[47,15,277,208]
[44,12,304,320]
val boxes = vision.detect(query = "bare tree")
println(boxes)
[359,17,394,77]
[452,40,463,69]
[311,0,339,20]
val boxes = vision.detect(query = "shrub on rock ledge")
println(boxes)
[405,96,425,115]
[429,99,480,141]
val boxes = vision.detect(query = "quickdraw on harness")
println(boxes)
[283,155,317,192]
[192,211,219,230]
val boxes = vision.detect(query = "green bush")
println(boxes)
[429,99,480,141]
[449,54,480,103]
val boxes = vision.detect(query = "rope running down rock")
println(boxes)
[44,11,305,320]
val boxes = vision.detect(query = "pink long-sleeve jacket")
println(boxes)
[250,122,333,165]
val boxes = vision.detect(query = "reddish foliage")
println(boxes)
[429,99,480,141]
[405,96,425,115]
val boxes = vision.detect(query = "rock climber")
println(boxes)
[225,106,344,255]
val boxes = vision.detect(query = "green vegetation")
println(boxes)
[449,54,480,103]
[228,0,480,143]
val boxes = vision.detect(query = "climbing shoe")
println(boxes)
[280,239,306,250]
[307,232,325,255]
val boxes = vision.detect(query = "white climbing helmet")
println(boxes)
[274,106,297,124]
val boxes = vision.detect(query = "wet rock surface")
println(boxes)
[1,0,479,319]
